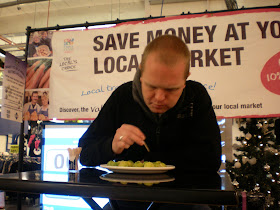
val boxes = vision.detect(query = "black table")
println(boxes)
[0,168,238,209]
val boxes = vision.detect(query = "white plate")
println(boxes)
[100,164,175,174]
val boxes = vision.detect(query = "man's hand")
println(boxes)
[112,124,146,154]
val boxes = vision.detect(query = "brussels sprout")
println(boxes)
[133,161,144,167]
[154,161,166,167]
[144,161,154,167]
[107,160,167,167]
[118,160,129,167]
[127,160,134,167]
[107,160,118,166]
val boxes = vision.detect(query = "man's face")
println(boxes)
[140,52,187,114]
[33,35,40,43]
[42,32,48,39]
[31,93,38,104]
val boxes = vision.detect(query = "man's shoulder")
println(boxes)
[184,80,210,100]
[185,80,204,87]
[185,80,207,93]
[105,81,134,107]
[24,102,31,106]
[108,81,133,100]
[114,81,133,93]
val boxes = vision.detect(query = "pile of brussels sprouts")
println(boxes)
[107,160,167,167]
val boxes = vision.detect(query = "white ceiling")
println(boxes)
[0,0,148,59]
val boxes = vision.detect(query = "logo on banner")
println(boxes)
[64,38,74,53]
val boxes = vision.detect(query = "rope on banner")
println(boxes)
[160,0,164,16]
[47,0,51,27]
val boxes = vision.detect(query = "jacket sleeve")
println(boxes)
[189,82,222,172]
[78,89,121,166]
[178,81,221,172]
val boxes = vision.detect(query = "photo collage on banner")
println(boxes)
[24,31,52,122]
[24,31,53,157]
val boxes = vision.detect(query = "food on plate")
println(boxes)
[126,160,134,167]
[107,160,118,166]
[143,161,154,167]
[118,160,130,167]
[153,161,166,167]
[133,161,144,167]
[106,160,167,167]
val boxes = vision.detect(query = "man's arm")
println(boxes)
[183,81,221,172]
[78,94,118,166]
[78,83,146,166]
[194,83,222,172]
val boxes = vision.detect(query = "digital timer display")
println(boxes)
[41,123,109,209]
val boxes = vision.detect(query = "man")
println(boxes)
[79,35,221,173]
[23,91,40,121]
[40,31,53,54]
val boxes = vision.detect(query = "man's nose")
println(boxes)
[154,89,165,101]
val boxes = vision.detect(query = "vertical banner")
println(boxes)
[24,31,53,121]
[1,52,26,122]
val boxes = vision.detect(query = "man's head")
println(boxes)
[140,35,191,114]
[41,31,48,39]
[31,91,39,105]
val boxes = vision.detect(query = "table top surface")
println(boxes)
[0,168,238,206]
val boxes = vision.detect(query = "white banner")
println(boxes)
[2,52,26,122]
[49,8,280,119]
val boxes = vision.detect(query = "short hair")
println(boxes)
[32,91,38,96]
[140,35,190,78]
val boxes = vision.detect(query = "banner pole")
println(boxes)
[17,26,31,173]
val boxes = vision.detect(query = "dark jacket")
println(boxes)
[79,71,221,172]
